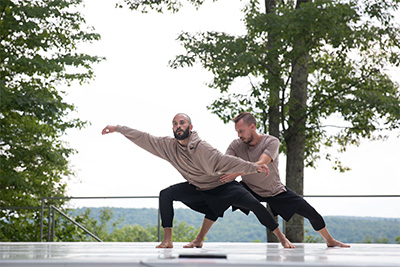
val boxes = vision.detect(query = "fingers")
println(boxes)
[220,174,232,183]
[101,127,109,135]
[263,164,270,177]
[265,165,270,177]
[220,174,228,179]
[257,164,269,176]
[102,125,115,135]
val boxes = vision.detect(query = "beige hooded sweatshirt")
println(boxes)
[116,125,260,190]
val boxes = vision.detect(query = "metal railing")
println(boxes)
[39,196,160,242]
[48,205,103,242]
[2,194,399,242]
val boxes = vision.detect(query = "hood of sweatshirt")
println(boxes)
[187,131,201,154]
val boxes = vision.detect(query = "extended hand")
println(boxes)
[257,164,269,177]
[219,173,240,183]
[102,125,117,135]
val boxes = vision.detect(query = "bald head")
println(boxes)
[173,113,192,125]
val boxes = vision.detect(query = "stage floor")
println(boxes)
[0,242,399,267]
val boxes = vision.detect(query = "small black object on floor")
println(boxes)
[179,254,227,259]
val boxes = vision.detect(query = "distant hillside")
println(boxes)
[72,207,400,244]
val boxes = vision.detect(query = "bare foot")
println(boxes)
[156,241,173,248]
[273,228,296,248]
[183,240,203,248]
[281,238,296,248]
[327,239,350,248]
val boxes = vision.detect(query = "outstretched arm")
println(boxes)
[220,153,272,183]
[219,162,269,183]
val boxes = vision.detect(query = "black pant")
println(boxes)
[159,182,279,231]
[296,202,326,231]
[240,182,326,231]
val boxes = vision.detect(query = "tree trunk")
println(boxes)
[285,54,308,242]
[265,0,280,139]
[284,0,310,243]
[265,0,280,243]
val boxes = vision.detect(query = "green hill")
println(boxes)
[72,207,400,244]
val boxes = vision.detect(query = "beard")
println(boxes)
[174,126,190,140]
[242,133,254,145]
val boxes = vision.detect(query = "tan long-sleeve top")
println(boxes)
[116,125,260,190]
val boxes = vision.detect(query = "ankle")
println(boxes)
[194,236,205,242]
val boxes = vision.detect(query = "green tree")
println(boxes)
[374,237,389,244]
[0,0,103,241]
[53,208,101,242]
[395,236,400,244]
[146,220,200,242]
[82,208,124,241]
[110,224,158,242]
[361,234,389,244]
[120,0,400,242]
[361,234,373,243]
[304,229,323,243]
[55,207,200,242]
[110,221,200,242]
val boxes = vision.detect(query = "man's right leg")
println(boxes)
[156,227,173,248]
[157,182,215,248]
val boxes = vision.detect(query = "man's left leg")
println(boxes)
[183,217,216,248]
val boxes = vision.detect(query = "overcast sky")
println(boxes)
[62,0,400,218]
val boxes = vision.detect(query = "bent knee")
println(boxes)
[159,188,173,200]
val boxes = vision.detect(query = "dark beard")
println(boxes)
[242,133,254,145]
[174,126,190,140]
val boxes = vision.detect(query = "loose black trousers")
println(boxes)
[159,181,279,231]
[238,182,326,231]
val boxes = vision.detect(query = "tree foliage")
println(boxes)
[62,208,199,242]
[120,0,400,169]
[118,0,400,242]
[0,0,103,241]
[66,207,400,244]
[168,0,400,169]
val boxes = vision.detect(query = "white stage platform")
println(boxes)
[0,242,399,267]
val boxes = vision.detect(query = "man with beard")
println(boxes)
[185,112,349,248]
[102,113,294,248]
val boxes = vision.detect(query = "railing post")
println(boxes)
[40,198,44,242]
[51,207,55,241]
[157,205,161,242]
[47,207,51,242]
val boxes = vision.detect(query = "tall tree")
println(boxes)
[0,0,103,241]
[121,0,400,242]
[284,0,310,242]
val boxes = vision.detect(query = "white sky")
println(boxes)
[62,0,400,218]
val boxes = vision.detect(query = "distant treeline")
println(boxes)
[71,207,400,244]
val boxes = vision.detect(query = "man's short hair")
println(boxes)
[233,112,257,127]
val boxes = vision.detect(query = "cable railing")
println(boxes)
[2,194,399,242]
[49,205,103,242]
[40,196,160,242]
